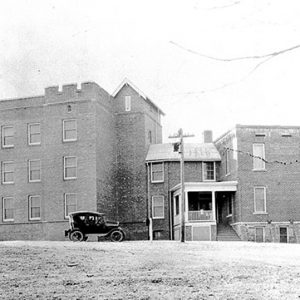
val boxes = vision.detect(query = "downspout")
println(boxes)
[169,163,173,240]
[147,162,153,241]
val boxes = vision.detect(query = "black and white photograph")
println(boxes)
[1,0,300,299]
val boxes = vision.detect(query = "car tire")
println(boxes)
[69,230,84,242]
[110,229,124,242]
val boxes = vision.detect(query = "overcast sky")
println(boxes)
[1,0,300,142]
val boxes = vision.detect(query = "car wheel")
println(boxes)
[69,230,84,242]
[110,230,124,242]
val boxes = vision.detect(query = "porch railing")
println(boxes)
[188,210,213,221]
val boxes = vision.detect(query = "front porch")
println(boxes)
[172,181,237,241]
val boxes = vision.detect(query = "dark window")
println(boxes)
[280,227,288,243]
[175,195,179,215]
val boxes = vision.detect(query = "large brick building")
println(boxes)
[0,79,164,240]
[146,126,300,243]
[2,80,300,244]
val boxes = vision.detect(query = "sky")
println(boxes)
[0,0,300,142]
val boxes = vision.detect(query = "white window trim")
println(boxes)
[202,162,216,182]
[253,186,267,214]
[125,96,131,112]
[151,162,164,183]
[253,143,266,171]
[28,159,41,183]
[3,197,14,222]
[152,195,164,219]
[29,195,41,221]
[63,119,77,142]
[64,156,77,180]
[2,161,14,184]
[225,149,230,176]
[64,193,77,218]
[28,123,41,146]
[2,125,14,148]
[255,227,265,242]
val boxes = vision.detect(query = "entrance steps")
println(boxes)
[217,224,241,241]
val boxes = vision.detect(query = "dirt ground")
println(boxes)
[1,241,300,300]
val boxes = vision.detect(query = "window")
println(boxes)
[125,96,131,111]
[203,162,215,181]
[2,126,14,148]
[225,149,230,175]
[3,197,14,221]
[29,195,41,220]
[2,161,14,184]
[151,162,164,183]
[255,227,264,242]
[152,196,164,219]
[175,195,180,215]
[65,193,77,218]
[279,227,288,243]
[253,144,265,170]
[28,123,41,145]
[28,160,41,182]
[63,119,77,142]
[254,187,266,213]
[64,156,77,180]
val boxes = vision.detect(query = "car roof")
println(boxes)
[68,211,106,217]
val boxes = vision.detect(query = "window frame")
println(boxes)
[125,96,131,111]
[29,195,41,221]
[151,162,164,183]
[202,162,216,181]
[253,143,265,171]
[64,193,77,218]
[152,195,164,219]
[253,186,267,214]
[2,125,14,148]
[28,123,41,146]
[63,119,77,142]
[2,161,14,184]
[28,159,41,183]
[3,197,14,222]
[225,149,230,176]
[63,156,77,180]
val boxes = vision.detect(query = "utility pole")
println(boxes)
[169,128,194,242]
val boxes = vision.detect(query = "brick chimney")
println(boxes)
[203,130,213,143]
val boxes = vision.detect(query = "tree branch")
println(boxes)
[169,41,300,62]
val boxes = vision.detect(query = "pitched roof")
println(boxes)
[146,143,221,162]
[112,78,165,116]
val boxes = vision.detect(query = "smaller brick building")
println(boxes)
[146,136,237,241]
[215,125,300,243]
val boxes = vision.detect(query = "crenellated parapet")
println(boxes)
[44,81,106,104]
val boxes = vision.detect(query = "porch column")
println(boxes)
[185,191,189,221]
[212,191,216,221]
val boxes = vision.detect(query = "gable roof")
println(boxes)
[112,78,165,116]
[146,143,221,162]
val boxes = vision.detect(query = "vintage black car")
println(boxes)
[65,211,125,242]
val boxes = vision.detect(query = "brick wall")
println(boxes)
[113,84,162,239]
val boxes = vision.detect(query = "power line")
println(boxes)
[224,147,300,165]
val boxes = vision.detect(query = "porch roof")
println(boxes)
[146,143,221,162]
[171,181,238,192]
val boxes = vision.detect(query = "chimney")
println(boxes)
[203,130,213,143]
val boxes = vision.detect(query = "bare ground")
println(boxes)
[1,240,300,299]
